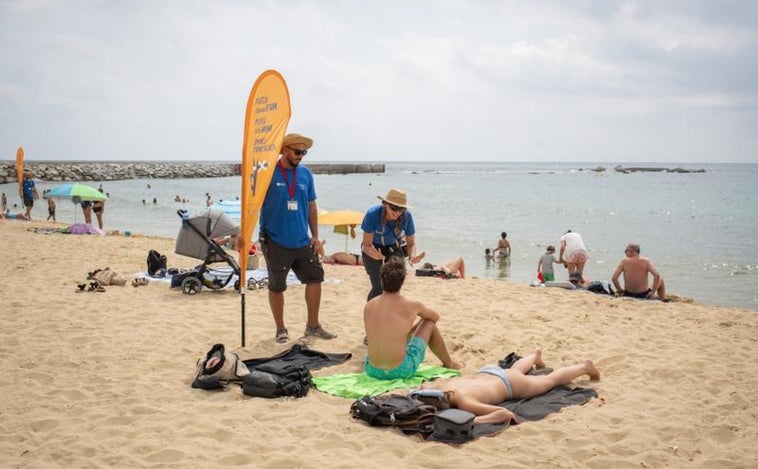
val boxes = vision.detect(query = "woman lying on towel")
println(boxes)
[323,251,364,266]
[417,348,599,424]
[417,256,466,279]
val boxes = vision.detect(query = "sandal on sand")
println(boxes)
[132,278,149,287]
[275,328,289,344]
[76,283,87,293]
[304,324,337,340]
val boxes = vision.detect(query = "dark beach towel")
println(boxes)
[425,385,598,444]
[243,344,352,372]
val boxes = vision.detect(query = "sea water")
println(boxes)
[3,161,757,311]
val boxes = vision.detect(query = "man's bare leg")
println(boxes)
[657,278,667,301]
[268,290,285,331]
[414,320,463,370]
[304,283,322,327]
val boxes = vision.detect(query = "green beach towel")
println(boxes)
[312,365,461,399]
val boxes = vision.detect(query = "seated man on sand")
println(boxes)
[364,258,463,379]
[611,243,666,300]
[419,256,466,279]
[323,251,364,266]
[418,348,600,424]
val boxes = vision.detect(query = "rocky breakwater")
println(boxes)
[0,161,385,183]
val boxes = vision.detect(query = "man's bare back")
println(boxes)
[363,258,461,378]
[364,292,433,369]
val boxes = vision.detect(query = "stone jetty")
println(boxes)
[0,161,385,184]
[614,165,705,174]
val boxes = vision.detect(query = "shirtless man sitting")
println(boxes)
[611,243,666,300]
[363,258,463,379]
[418,348,600,424]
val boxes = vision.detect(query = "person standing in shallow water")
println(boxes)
[493,231,511,258]
[361,188,425,302]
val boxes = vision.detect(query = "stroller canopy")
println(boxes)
[176,208,241,261]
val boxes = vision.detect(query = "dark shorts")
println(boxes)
[260,238,324,292]
[23,196,34,208]
[48,207,55,216]
[93,205,103,213]
[81,201,92,209]
[623,289,652,299]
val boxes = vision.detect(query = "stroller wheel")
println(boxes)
[233,279,240,291]
[181,277,203,295]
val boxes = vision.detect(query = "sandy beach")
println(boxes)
[2,219,757,468]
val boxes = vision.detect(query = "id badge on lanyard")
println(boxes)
[278,161,298,211]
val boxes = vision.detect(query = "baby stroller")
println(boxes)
[174,209,244,295]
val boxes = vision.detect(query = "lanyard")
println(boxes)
[277,160,297,200]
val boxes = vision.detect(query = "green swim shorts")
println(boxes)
[364,336,426,380]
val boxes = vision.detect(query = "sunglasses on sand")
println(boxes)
[286,146,308,156]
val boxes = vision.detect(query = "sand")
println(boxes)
[2,219,757,468]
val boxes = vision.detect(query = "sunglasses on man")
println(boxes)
[286,146,308,156]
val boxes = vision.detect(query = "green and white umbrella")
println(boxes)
[46,183,106,223]
[47,183,106,203]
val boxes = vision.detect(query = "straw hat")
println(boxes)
[377,189,409,208]
[282,133,313,149]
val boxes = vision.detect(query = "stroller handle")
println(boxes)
[177,209,189,227]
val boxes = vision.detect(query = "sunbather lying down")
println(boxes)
[420,256,466,279]
[323,251,363,266]
[418,348,600,424]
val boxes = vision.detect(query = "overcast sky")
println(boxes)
[1,1,756,163]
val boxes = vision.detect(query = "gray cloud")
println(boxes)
[1,0,756,162]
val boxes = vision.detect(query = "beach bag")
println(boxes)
[92,267,127,286]
[350,394,438,434]
[241,361,311,398]
[147,249,168,277]
[431,408,476,440]
[192,344,250,390]
[587,280,614,295]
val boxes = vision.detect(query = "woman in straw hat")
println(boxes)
[361,188,425,301]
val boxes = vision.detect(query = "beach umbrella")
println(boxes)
[46,183,106,223]
[47,183,107,202]
[319,209,365,251]
[212,199,241,220]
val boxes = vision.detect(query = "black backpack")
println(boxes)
[147,249,167,277]
[241,361,311,398]
[350,394,438,434]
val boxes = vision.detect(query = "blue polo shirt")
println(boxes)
[259,162,316,249]
[361,204,415,247]
[22,179,35,199]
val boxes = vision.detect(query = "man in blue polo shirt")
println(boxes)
[259,133,336,344]
[22,171,39,219]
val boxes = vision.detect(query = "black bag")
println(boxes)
[241,361,311,398]
[587,280,615,295]
[147,249,168,277]
[432,408,476,440]
[350,394,438,434]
